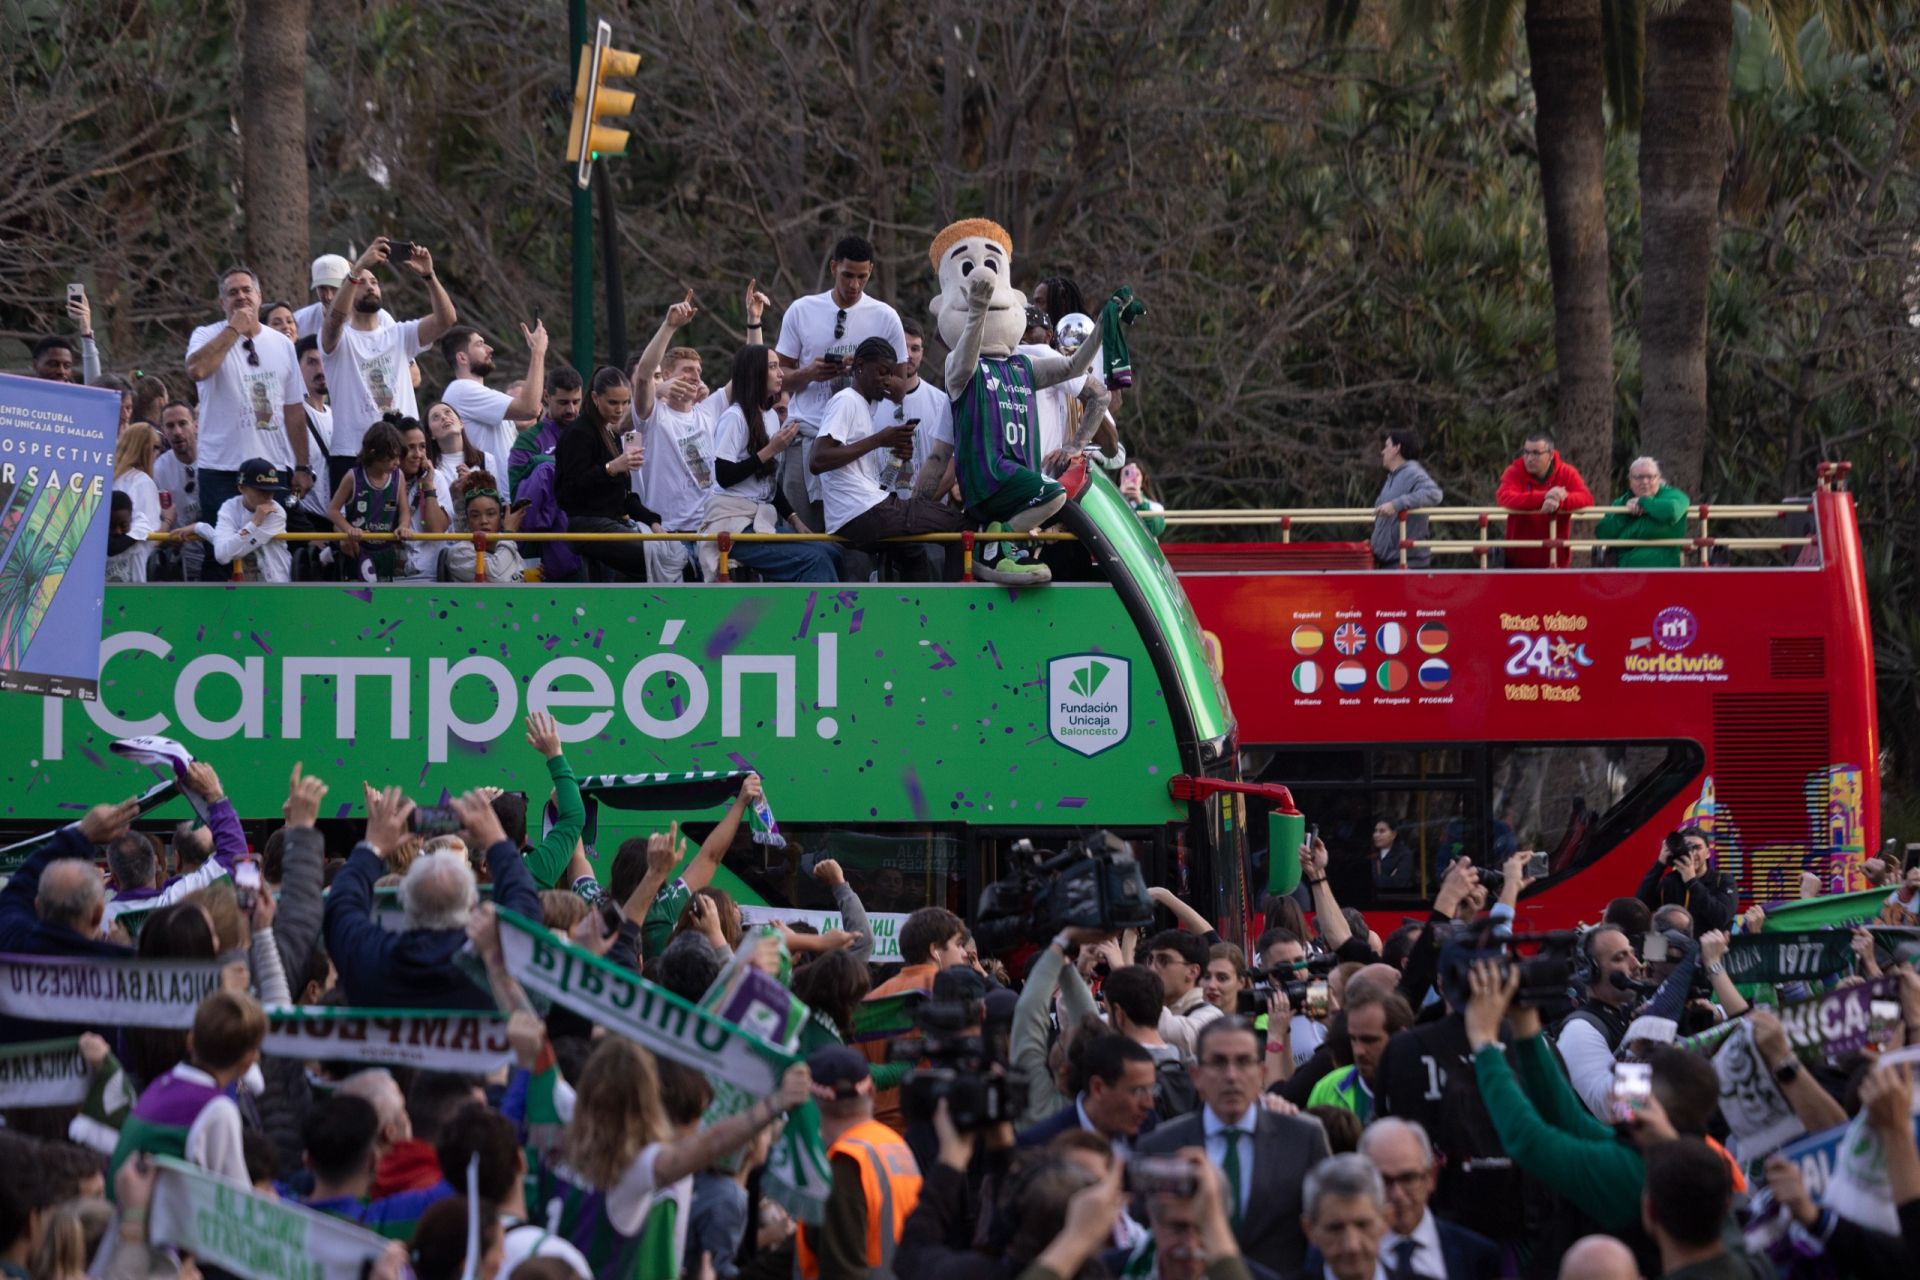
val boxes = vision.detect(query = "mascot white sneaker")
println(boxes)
[927,219,1102,585]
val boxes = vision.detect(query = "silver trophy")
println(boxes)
[1054,312,1096,355]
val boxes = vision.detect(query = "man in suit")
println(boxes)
[1296,1154,1391,1280]
[1358,1119,1501,1280]
[1016,1032,1157,1155]
[1138,1017,1331,1276]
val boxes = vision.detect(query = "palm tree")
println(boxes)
[1636,0,1732,497]
[240,0,311,301]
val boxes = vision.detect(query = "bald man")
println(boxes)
[1558,1234,1640,1280]
[1346,963,1404,1002]
[0,799,139,1042]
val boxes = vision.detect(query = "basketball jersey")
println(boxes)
[951,354,1038,506]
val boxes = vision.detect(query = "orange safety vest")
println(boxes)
[795,1119,924,1279]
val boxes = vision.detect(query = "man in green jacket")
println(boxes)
[1595,456,1690,568]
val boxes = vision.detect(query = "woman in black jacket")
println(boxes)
[553,366,659,579]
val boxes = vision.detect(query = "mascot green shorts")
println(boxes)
[968,469,1066,526]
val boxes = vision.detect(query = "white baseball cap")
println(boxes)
[310,254,352,291]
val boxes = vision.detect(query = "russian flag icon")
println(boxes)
[1418,658,1451,690]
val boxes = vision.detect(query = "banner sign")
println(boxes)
[0,373,116,700]
[1775,977,1904,1065]
[0,953,224,1028]
[739,905,908,964]
[0,1036,87,1108]
[493,907,833,1221]
[12,586,1183,826]
[1724,930,1857,985]
[149,1154,391,1280]
[262,1006,513,1072]
[1761,888,1894,932]
[1714,1017,1805,1161]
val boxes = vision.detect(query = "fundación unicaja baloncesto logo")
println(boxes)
[1048,654,1130,757]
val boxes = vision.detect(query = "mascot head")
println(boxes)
[928,218,1027,358]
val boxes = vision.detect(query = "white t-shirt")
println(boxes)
[1015,342,1086,460]
[773,292,906,432]
[870,379,955,497]
[635,400,713,532]
[709,404,777,503]
[111,470,161,583]
[294,300,392,339]
[297,403,335,519]
[817,387,891,533]
[153,449,199,529]
[402,467,452,579]
[434,448,503,530]
[439,378,520,468]
[203,495,292,582]
[321,319,425,456]
[186,323,304,471]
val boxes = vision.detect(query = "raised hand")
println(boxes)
[666,288,698,329]
[776,1062,813,1111]
[403,244,434,277]
[745,278,772,325]
[78,798,140,844]
[521,318,550,353]
[967,273,996,308]
[354,238,392,273]
[811,858,846,887]
[1463,959,1517,1050]
[365,785,415,856]
[452,788,507,850]
[524,711,563,759]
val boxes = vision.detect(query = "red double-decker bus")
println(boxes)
[1171,465,1878,932]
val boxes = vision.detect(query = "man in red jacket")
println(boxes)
[1497,430,1594,568]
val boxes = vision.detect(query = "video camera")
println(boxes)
[891,993,1020,1131]
[1238,951,1339,1017]
[1437,924,1583,1022]
[972,829,1156,953]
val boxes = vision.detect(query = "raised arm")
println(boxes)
[323,240,388,355]
[1147,885,1214,937]
[941,276,996,392]
[682,775,757,892]
[650,1064,812,1187]
[1300,835,1351,950]
[1025,335,1101,392]
[505,321,550,421]
[631,291,698,423]
[520,714,585,889]
[1068,377,1113,452]
[406,246,457,346]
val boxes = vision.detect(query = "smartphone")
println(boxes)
[1905,843,1920,872]
[66,283,85,305]
[596,899,623,937]
[1611,1062,1652,1124]
[1526,852,1550,881]
[234,859,262,912]
[409,805,463,836]
[1642,932,1669,964]
[1125,1155,1199,1198]
[1305,979,1330,1019]
[386,239,417,262]
[509,498,532,514]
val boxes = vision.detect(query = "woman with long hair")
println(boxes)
[261,301,299,342]
[109,422,164,582]
[425,402,500,529]
[701,345,838,582]
[122,901,219,1088]
[1118,461,1165,539]
[553,366,658,580]
[1201,941,1252,1015]
[533,1036,810,1276]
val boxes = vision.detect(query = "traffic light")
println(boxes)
[566,19,641,189]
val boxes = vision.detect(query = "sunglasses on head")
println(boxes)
[833,309,847,341]
[241,338,259,368]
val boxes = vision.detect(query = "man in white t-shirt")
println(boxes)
[291,335,335,535]
[319,236,456,488]
[153,401,204,580]
[626,292,710,583]
[871,318,956,500]
[184,265,310,579]
[811,338,963,583]
[295,252,396,339]
[773,235,907,531]
[436,321,549,466]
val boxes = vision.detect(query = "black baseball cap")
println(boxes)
[805,1046,872,1100]
[238,458,290,494]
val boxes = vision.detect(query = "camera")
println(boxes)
[1437,926,1581,1021]
[893,995,1018,1131]
[972,829,1155,953]
[386,239,417,263]
[410,805,463,836]
[1239,952,1338,1017]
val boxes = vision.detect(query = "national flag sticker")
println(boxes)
[1376,622,1408,654]
[1292,662,1322,694]
[1333,623,1367,656]
[1376,660,1409,692]
[1418,657,1451,690]
[1417,621,1450,654]
[1334,661,1367,692]
[1291,625,1324,656]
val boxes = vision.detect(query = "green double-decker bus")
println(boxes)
[1,471,1264,940]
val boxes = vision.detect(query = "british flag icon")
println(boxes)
[1333,623,1368,656]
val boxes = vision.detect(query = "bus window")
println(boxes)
[1253,740,1702,911]
[676,823,971,918]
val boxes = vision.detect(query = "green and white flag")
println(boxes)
[148,1154,391,1280]
[0,954,224,1028]
[262,1007,514,1073]
[493,907,834,1222]
[0,1037,88,1108]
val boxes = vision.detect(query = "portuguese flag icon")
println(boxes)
[1376,661,1409,692]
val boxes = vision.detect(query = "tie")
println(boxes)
[1221,1127,1245,1226]
[1390,1236,1418,1280]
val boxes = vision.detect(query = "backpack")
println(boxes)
[1152,1055,1199,1120]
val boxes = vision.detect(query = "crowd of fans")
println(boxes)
[0,713,1913,1279]
[36,235,1700,588]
